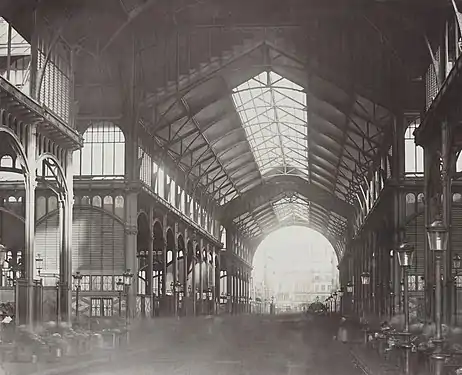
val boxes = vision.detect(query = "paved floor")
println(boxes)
[53,314,362,375]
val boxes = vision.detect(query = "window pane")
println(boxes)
[91,276,102,291]
[103,143,115,175]
[103,298,113,317]
[91,298,101,317]
[92,143,103,175]
[73,151,81,175]
[81,276,90,291]
[114,143,125,175]
[103,276,113,291]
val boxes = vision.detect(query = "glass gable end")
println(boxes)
[232,71,308,178]
[272,195,309,223]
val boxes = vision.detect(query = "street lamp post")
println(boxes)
[453,254,461,326]
[122,269,134,325]
[116,278,124,317]
[72,271,83,321]
[333,292,338,314]
[397,242,415,375]
[35,253,43,277]
[361,271,370,316]
[346,282,353,315]
[427,218,449,375]
[338,289,344,315]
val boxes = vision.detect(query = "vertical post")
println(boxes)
[56,281,61,325]
[147,207,154,318]
[124,192,138,320]
[199,239,204,315]
[455,273,459,326]
[183,229,188,316]
[403,266,410,375]
[210,248,215,315]
[58,198,71,325]
[227,269,232,315]
[25,124,37,329]
[173,223,179,317]
[6,22,12,81]
[424,145,433,320]
[433,253,445,375]
[204,247,209,314]
[192,238,197,316]
[162,214,167,313]
[441,120,453,324]
[75,283,80,320]
[64,152,74,326]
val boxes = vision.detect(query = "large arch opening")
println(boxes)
[251,226,338,314]
[0,133,26,290]
[137,213,150,296]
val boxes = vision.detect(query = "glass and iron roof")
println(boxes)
[272,195,309,223]
[146,41,392,258]
[232,71,308,179]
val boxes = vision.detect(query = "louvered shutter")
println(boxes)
[35,213,60,277]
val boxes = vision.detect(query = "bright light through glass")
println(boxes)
[232,71,308,178]
[251,227,339,306]
[272,195,309,223]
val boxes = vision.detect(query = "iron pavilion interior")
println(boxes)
[0,0,461,339]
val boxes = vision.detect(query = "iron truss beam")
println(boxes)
[219,175,353,223]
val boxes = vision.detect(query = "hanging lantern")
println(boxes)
[396,242,415,268]
[346,282,354,293]
[361,272,370,285]
[427,219,448,252]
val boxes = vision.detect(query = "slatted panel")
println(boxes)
[35,213,60,274]
[37,40,70,123]
[451,204,462,259]
[72,208,125,274]
[405,212,425,276]
[425,49,440,110]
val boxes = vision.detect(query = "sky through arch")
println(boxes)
[252,226,338,291]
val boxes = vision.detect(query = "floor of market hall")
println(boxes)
[61,314,362,375]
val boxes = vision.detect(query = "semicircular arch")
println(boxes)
[252,222,342,261]
[0,126,29,174]
[36,152,68,194]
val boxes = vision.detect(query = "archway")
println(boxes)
[0,135,26,287]
[177,234,185,315]
[251,226,338,314]
[186,240,194,291]
[152,221,163,316]
[194,244,201,314]
[0,132,27,321]
[137,213,150,295]
[165,228,175,314]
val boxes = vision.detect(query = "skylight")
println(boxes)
[272,195,310,223]
[232,71,308,178]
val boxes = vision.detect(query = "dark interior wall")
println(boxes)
[0,210,24,250]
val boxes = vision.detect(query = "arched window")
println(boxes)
[74,122,125,176]
[92,196,102,207]
[405,193,416,217]
[103,196,113,213]
[114,196,124,218]
[456,152,462,172]
[404,118,424,176]
[1,155,13,167]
